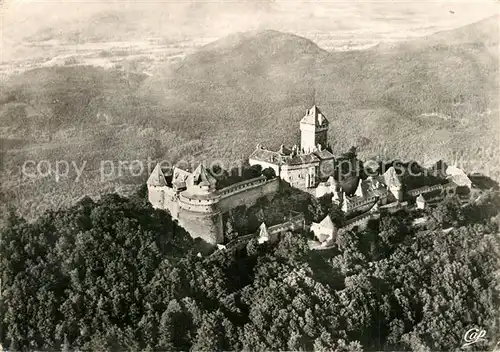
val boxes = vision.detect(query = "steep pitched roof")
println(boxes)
[319,215,335,230]
[355,179,365,197]
[445,165,471,187]
[300,105,329,127]
[191,164,217,186]
[147,163,167,186]
[259,222,269,238]
[383,167,402,188]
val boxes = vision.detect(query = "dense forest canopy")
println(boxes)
[1,185,500,351]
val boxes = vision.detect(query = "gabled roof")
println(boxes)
[278,145,292,156]
[300,105,329,127]
[416,194,426,202]
[314,149,334,160]
[285,153,320,166]
[383,167,402,188]
[258,222,269,238]
[249,147,283,165]
[445,165,471,187]
[318,215,335,230]
[191,164,217,186]
[147,163,167,186]
[172,167,191,188]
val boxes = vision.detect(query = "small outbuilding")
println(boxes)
[310,215,337,243]
[416,194,426,210]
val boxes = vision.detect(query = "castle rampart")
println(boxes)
[218,176,268,197]
[344,212,380,230]
[177,210,224,244]
[407,182,455,197]
[217,177,279,213]
[343,195,382,213]
[266,213,305,235]
[178,193,220,213]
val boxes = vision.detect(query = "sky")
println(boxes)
[1,0,499,60]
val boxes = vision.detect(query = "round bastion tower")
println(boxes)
[177,164,224,244]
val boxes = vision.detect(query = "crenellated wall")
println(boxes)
[343,195,382,213]
[407,182,455,197]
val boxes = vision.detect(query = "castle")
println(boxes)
[148,104,468,245]
[249,105,335,192]
[249,105,404,206]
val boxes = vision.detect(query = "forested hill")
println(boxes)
[1,186,500,351]
[142,15,499,163]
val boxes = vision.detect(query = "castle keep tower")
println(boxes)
[300,105,329,154]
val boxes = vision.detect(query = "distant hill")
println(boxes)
[141,16,499,162]
[19,2,276,45]
[417,14,499,47]
[3,16,499,155]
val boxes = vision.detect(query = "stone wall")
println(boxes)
[281,164,317,190]
[177,210,224,244]
[178,194,219,213]
[217,178,280,213]
[343,195,379,213]
[344,212,380,230]
[267,213,305,235]
[148,185,168,209]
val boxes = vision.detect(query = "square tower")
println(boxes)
[300,105,329,154]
